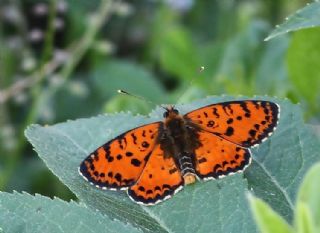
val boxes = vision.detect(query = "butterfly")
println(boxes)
[79,100,280,205]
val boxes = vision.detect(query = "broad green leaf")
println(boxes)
[295,202,316,233]
[148,6,200,82]
[248,194,293,233]
[265,2,320,41]
[215,21,269,95]
[296,162,320,232]
[103,95,151,115]
[93,59,166,104]
[287,28,320,115]
[158,26,200,81]
[25,97,320,233]
[255,36,289,96]
[0,191,141,233]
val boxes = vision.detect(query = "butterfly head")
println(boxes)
[163,105,179,119]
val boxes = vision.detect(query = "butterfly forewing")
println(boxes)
[185,100,279,147]
[79,122,161,190]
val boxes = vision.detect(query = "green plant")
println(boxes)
[1,96,319,233]
[249,162,320,233]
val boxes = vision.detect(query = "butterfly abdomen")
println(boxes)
[178,152,197,184]
[178,152,196,175]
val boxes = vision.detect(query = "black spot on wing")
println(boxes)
[252,101,260,109]
[207,120,215,128]
[115,173,122,182]
[169,168,178,174]
[198,157,207,164]
[225,127,234,136]
[240,102,251,116]
[118,138,124,149]
[131,158,141,167]
[131,133,137,145]
[142,141,150,148]
[126,151,133,157]
[227,118,233,124]
[249,129,257,137]
[212,108,220,118]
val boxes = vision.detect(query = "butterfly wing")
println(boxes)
[185,100,279,147]
[194,130,251,180]
[128,145,184,205]
[79,122,161,190]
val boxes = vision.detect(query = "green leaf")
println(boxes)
[93,59,166,104]
[0,191,141,233]
[25,96,320,233]
[248,194,293,233]
[296,162,320,232]
[255,36,289,96]
[158,26,200,81]
[295,202,316,233]
[265,2,320,41]
[215,21,270,95]
[287,28,320,115]
[148,6,200,82]
[103,95,151,115]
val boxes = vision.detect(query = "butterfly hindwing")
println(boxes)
[185,100,279,147]
[128,145,184,205]
[194,131,251,179]
[79,122,161,190]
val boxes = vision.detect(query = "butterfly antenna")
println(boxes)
[174,66,205,107]
[117,90,168,111]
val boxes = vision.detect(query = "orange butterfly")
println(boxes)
[79,100,280,205]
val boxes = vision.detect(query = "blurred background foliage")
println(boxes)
[0,0,318,201]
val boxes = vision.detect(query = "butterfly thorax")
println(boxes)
[159,107,202,185]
